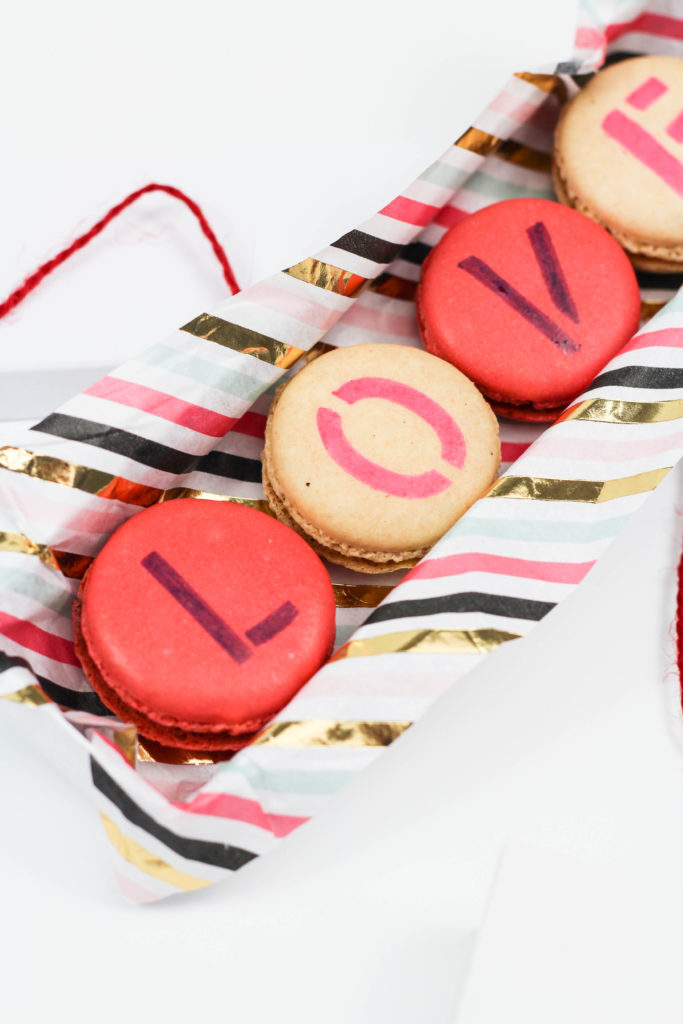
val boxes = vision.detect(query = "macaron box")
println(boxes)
[4,2,683,900]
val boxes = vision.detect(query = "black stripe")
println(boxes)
[366,592,555,625]
[91,758,257,871]
[563,50,642,81]
[555,60,582,74]
[603,50,642,66]
[0,651,35,676]
[399,242,431,266]
[195,449,262,483]
[570,72,595,88]
[332,230,402,265]
[588,366,683,392]
[32,413,262,482]
[40,679,111,714]
[34,413,198,475]
[0,651,110,714]
[636,268,683,290]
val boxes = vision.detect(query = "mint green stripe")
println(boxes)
[652,292,683,318]
[420,160,470,191]
[0,565,74,616]
[139,343,268,400]
[464,171,553,202]
[450,514,631,544]
[218,761,353,796]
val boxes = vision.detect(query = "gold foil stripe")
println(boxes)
[0,445,118,497]
[0,445,270,514]
[284,258,367,297]
[254,719,411,748]
[1,684,51,707]
[333,628,520,660]
[563,397,683,425]
[113,727,138,768]
[0,531,60,571]
[0,531,43,558]
[159,489,272,513]
[181,312,306,369]
[455,126,502,156]
[300,340,336,365]
[332,584,393,608]
[0,531,92,579]
[136,739,228,765]
[495,139,552,172]
[488,466,671,503]
[0,445,164,507]
[99,813,210,891]
[368,273,418,302]
[515,71,566,97]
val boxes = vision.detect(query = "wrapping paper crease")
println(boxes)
[2,0,683,901]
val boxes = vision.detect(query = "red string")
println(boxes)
[0,183,240,319]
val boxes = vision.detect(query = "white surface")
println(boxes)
[7,4,683,1024]
[2,415,682,1024]
[0,0,575,409]
[457,845,683,1023]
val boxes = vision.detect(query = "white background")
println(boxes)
[6,3,683,1024]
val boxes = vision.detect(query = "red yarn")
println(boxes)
[0,183,240,319]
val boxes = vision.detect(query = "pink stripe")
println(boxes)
[500,441,531,462]
[379,196,440,227]
[340,303,419,339]
[85,377,236,437]
[232,409,266,438]
[0,611,79,665]
[667,110,683,144]
[627,76,668,111]
[489,92,541,125]
[621,327,683,353]
[525,428,683,463]
[0,487,138,536]
[575,26,605,50]
[528,101,561,133]
[245,281,340,331]
[405,553,595,584]
[434,205,469,228]
[113,868,164,903]
[603,110,683,198]
[605,13,683,43]
[176,792,307,838]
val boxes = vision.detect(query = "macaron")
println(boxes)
[553,55,683,272]
[416,198,641,421]
[72,499,336,749]
[262,343,500,573]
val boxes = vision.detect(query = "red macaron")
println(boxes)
[416,198,641,421]
[72,499,336,749]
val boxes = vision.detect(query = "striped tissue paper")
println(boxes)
[2,0,683,901]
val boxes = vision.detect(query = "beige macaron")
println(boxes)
[554,55,683,272]
[262,343,500,573]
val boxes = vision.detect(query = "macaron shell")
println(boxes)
[73,595,259,749]
[262,459,425,571]
[265,343,500,555]
[554,56,683,258]
[79,499,336,734]
[417,198,640,407]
